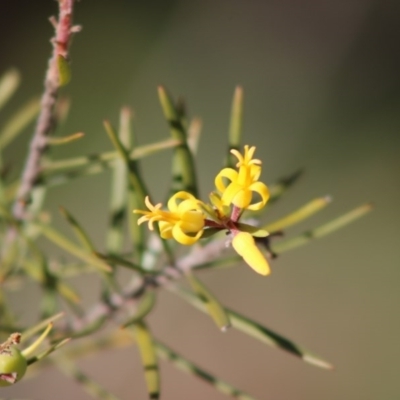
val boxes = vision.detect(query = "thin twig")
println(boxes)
[13,0,79,220]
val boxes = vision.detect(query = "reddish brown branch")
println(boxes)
[13,0,79,220]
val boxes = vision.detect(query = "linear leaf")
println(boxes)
[56,359,122,400]
[95,253,149,274]
[47,132,84,145]
[35,223,111,273]
[272,203,373,254]
[187,117,202,154]
[106,108,130,255]
[57,55,71,86]
[158,86,198,197]
[226,86,243,168]
[186,272,230,331]
[170,286,332,369]
[104,119,148,260]
[27,338,70,366]
[263,196,331,233]
[21,312,64,343]
[131,322,160,400]
[59,206,95,252]
[0,97,40,149]
[0,68,20,110]
[156,341,258,400]
[121,290,156,328]
[41,138,179,174]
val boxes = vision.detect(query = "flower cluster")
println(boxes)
[134,145,271,275]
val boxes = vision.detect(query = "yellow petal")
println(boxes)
[232,232,271,276]
[214,168,238,193]
[172,223,203,245]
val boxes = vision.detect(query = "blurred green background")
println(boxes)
[1,1,400,399]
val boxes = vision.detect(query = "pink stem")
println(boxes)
[13,0,77,220]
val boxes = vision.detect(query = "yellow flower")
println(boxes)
[215,145,269,211]
[134,192,205,245]
[232,232,271,276]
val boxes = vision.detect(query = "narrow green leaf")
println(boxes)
[95,253,149,274]
[0,97,40,149]
[187,117,202,155]
[194,255,241,271]
[235,222,269,237]
[21,313,64,343]
[156,341,258,400]
[35,222,111,273]
[57,55,71,86]
[57,281,81,305]
[200,227,224,239]
[121,290,156,328]
[263,196,332,233]
[158,86,198,197]
[0,68,20,110]
[47,132,84,145]
[106,108,130,255]
[186,272,230,331]
[56,359,122,400]
[27,338,71,366]
[170,286,333,369]
[41,138,179,174]
[226,86,243,168]
[59,206,95,252]
[272,203,373,254]
[71,316,108,339]
[131,322,160,400]
[104,119,148,260]
[23,259,81,305]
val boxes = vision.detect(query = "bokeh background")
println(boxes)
[1,1,400,399]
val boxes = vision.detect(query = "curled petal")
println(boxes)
[159,221,174,240]
[232,232,270,276]
[246,182,270,211]
[215,168,238,193]
[221,183,252,209]
[172,223,203,245]
[167,191,198,212]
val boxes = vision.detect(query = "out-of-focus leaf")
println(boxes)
[131,322,160,400]
[41,138,179,174]
[158,86,198,197]
[0,68,20,110]
[186,272,230,331]
[47,132,84,145]
[226,86,243,168]
[21,313,64,343]
[59,206,95,252]
[56,359,122,400]
[95,253,149,274]
[272,203,373,254]
[27,338,70,366]
[106,108,130,255]
[35,222,111,273]
[104,119,148,260]
[57,55,71,86]
[121,290,156,328]
[235,222,269,237]
[187,117,202,154]
[170,286,333,369]
[0,97,40,149]
[264,196,331,233]
[156,341,258,400]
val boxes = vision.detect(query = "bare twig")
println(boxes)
[13,0,79,220]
